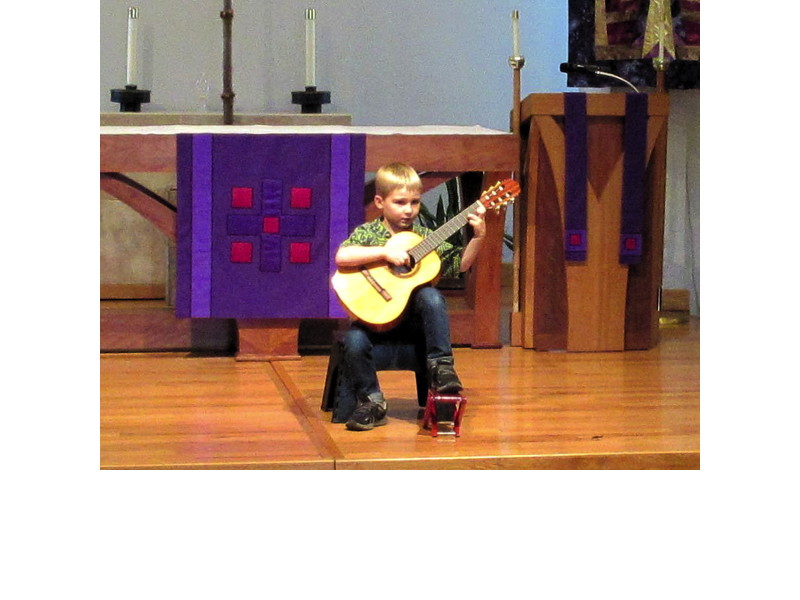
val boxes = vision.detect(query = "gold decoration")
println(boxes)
[642,0,675,62]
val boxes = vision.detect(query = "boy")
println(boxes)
[335,163,487,431]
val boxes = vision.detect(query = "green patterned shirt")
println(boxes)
[340,218,462,278]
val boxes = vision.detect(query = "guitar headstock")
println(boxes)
[479,179,521,211]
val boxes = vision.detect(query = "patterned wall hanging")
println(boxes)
[567,0,700,89]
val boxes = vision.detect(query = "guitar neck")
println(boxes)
[409,200,483,262]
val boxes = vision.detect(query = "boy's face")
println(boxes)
[375,185,421,234]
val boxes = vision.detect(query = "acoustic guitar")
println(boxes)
[331,179,520,330]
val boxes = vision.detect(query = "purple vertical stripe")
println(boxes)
[564,93,588,262]
[620,93,648,264]
[175,134,193,318]
[260,236,281,273]
[262,178,282,214]
[329,135,350,318]
[191,134,213,317]
[348,134,367,233]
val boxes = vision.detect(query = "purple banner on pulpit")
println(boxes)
[564,93,588,262]
[175,134,366,319]
[620,93,648,264]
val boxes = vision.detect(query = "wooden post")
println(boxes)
[469,171,512,349]
[654,58,667,93]
[511,66,522,135]
[508,53,525,345]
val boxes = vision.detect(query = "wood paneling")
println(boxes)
[364,135,518,172]
[100,132,519,174]
[100,301,234,353]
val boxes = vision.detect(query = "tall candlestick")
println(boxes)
[511,9,520,57]
[293,7,329,113]
[126,7,139,87]
[305,8,316,88]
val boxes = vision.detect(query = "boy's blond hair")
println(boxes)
[374,163,423,198]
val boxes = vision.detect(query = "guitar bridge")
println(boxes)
[359,267,392,302]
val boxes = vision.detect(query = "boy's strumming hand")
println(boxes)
[383,247,411,267]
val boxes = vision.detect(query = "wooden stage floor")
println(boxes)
[100,318,700,470]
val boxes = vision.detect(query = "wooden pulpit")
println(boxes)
[511,93,669,351]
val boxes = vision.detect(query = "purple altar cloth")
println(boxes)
[176,134,366,319]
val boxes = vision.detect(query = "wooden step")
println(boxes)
[100,300,234,353]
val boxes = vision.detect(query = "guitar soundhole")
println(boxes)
[390,256,416,276]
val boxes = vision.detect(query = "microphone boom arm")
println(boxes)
[559,62,640,93]
[591,70,640,93]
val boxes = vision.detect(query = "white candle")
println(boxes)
[658,24,664,61]
[126,7,139,86]
[512,10,520,57]
[305,8,316,88]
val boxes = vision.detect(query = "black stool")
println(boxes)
[321,332,429,423]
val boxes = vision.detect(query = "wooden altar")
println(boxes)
[100,121,519,359]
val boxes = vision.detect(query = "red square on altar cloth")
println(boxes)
[290,187,312,209]
[624,236,638,250]
[230,241,253,263]
[262,216,280,234]
[231,187,254,208]
[569,232,583,247]
[289,242,311,264]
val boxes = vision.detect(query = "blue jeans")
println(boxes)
[341,286,453,399]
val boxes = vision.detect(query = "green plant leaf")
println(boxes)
[435,195,446,226]
[418,202,435,230]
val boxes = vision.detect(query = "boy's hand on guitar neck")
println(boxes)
[458,203,488,273]
[466,203,487,239]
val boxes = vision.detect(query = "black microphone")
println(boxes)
[560,62,602,74]
[559,62,640,93]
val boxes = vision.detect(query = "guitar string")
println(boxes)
[408,184,514,262]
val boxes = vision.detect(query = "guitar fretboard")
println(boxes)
[408,200,484,262]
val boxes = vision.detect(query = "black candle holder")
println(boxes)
[291,86,330,114]
[110,84,151,112]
